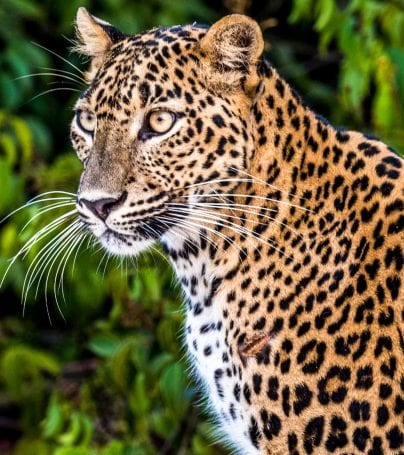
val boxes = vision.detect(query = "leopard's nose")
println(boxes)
[79,192,127,221]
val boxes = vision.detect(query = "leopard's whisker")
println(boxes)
[227,166,306,201]
[15,72,85,87]
[23,221,82,304]
[32,42,85,76]
[170,205,270,228]
[164,211,256,258]
[27,87,82,104]
[168,202,303,239]
[96,249,109,275]
[180,193,312,213]
[101,251,112,280]
[159,217,218,250]
[30,223,83,314]
[30,190,76,199]
[1,195,75,224]
[159,214,243,254]
[167,209,291,259]
[23,221,78,296]
[41,66,87,83]
[56,232,84,299]
[0,210,77,289]
[53,230,86,315]
[183,178,254,189]
[21,221,81,317]
[43,226,84,322]
[173,201,277,212]
[20,210,78,259]
[19,202,76,233]
[70,231,89,278]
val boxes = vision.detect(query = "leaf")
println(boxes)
[57,412,83,446]
[6,0,43,19]
[88,335,120,358]
[42,395,64,439]
[0,133,17,167]
[0,73,20,108]
[1,344,60,399]
[159,362,190,421]
[373,55,396,130]
[11,437,52,455]
[129,372,150,416]
[111,339,133,391]
[314,0,335,32]
[11,116,33,162]
[289,0,313,23]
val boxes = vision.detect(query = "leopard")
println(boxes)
[70,7,404,454]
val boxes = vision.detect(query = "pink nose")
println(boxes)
[79,192,127,221]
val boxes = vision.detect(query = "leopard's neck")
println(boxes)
[249,64,335,216]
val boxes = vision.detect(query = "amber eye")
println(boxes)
[147,110,176,134]
[76,110,96,134]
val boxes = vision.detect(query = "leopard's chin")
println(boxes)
[98,229,154,256]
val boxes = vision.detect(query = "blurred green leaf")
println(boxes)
[88,336,120,358]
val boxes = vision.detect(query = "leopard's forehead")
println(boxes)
[81,24,208,109]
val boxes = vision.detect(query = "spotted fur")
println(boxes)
[71,8,404,454]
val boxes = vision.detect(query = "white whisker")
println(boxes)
[32,42,85,76]
[180,193,312,213]
[22,221,81,318]
[227,166,306,201]
[169,202,303,238]
[41,66,87,83]
[27,87,81,104]
[0,210,77,289]
[167,209,291,259]
[19,202,76,233]
[53,229,86,316]
[15,72,85,86]
[1,195,75,224]
[183,178,254,189]
[159,214,243,254]
[23,221,81,304]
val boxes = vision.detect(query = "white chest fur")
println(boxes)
[166,243,260,455]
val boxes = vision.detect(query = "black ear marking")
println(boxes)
[98,23,126,44]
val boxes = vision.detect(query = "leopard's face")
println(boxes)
[71,25,258,256]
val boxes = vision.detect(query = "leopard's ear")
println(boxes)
[199,15,264,94]
[75,7,125,81]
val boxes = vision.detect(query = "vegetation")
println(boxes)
[0,0,403,453]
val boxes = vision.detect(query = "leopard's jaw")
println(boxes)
[70,10,404,455]
[98,230,154,256]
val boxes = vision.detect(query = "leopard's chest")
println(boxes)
[162,234,262,453]
[180,272,260,454]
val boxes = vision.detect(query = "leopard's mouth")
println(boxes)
[84,211,177,256]
[98,228,155,256]
[76,192,195,256]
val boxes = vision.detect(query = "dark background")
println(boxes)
[0,0,403,454]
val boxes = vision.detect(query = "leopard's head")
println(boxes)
[71,8,264,255]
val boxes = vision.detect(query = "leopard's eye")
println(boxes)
[76,110,97,135]
[147,110,176,134]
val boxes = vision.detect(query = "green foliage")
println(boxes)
[0,0,403,454]
[289,0,404,149]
